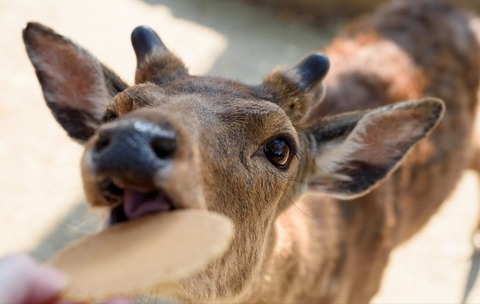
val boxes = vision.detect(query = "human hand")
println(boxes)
[0,253,132,304]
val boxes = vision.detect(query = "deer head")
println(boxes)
[23,23,444,300]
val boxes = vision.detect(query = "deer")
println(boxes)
[22,0,480,303]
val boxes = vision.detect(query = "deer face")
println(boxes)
[82,80,303,227]
[23,23,444,297]
[22,24,327,226]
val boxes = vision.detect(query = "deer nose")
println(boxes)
[90,120,177,181]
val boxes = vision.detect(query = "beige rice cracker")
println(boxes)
[47,209,234,301]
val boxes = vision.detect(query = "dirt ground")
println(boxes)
[1,0,480,303]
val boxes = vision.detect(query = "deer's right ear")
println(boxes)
[23,22,128,143]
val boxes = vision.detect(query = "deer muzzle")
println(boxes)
[85,119,178,224]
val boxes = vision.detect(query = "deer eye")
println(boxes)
[101,110,118,124]
[264,138,291,168]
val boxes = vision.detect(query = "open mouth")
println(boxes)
[100,180,175,226]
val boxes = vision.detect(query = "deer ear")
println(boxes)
[23,22,128,143]
[305,98,445,199]
[131,26,189,85]
[263,53,329,123]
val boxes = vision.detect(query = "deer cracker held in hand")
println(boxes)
[22,0,480,303]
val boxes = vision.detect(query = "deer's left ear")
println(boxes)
[262,53,330,123]
[304,98,445,199]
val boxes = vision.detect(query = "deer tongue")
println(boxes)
[123,189,172,219]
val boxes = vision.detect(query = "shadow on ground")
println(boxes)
[29,201,101,263]
[462,247,480,303]
[139,0,337,83]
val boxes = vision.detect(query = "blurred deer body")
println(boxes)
[23,0,480,303]
[299,1,480,302]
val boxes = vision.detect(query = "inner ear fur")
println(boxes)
[263,53,330,123]
[305,98,445,199]
[23,22,128,142]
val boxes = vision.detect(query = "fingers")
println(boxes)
[0,253,133,304]
[0,253,68,304]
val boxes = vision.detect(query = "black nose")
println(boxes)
[90,120,177,182]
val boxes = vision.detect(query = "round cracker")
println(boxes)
[47,209,234,301]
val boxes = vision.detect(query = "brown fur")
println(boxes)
[23,0,480,303]
[304,1,480,302]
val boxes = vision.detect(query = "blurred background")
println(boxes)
[1,0,480,302]
[246,0,480,24]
